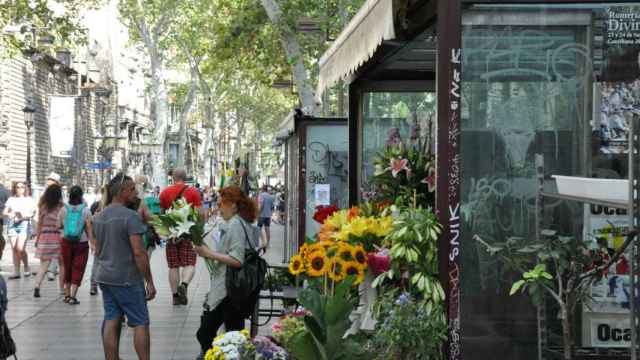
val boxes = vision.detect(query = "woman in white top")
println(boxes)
[2,181,36,279]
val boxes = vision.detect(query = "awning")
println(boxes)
[317,0,396,97]
[274,110,296,143]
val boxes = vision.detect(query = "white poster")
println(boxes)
[315,184,330,206]
[582,204,632,347]
[590,317,631,348]
[49,96,76,158]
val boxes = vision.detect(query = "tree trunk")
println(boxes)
[561,305,572,360]
[259,0,319,115]
[176,62,199,170]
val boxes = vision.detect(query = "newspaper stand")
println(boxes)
[535,117,640,359]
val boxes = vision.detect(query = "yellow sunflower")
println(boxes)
[299,243,311,258]
[344,261,365,285]
[288,255,305,275]
[336,243,355,262]
[328,258,347,282]
[306,251,330,277]
[352,244,368,269]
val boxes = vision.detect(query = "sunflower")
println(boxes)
[299,243,311,258]
[337,243,354,262]
[352,245,368,269]
[328,258,347,282]
[306,251,330,277]
[343,261,365,285]
[288,255,305,275]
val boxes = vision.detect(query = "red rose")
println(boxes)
[313,205,339,224]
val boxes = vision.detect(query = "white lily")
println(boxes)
[174,220,195,237]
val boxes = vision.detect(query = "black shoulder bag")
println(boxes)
[226,221,267,318]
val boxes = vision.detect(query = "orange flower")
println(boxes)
[347,207,360,221]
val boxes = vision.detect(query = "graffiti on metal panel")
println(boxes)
[307,141,347,182]
[448,46,463,360]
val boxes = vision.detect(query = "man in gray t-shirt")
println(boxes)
[257,185,275,251]
[92,174,155,360]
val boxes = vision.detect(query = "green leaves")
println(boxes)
[293,277,360,360]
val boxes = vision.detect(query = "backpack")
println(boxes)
[226,221,267,318]
[63,204,86,242]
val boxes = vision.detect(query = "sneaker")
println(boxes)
[47,272,55,281]
[23,271,32,277]
[33,288,40,298]
[178,283,188,305]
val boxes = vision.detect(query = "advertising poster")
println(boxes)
[314,184,330,206]
[582,204,632,347]
[595,6,640,155]
[49,96,76,158]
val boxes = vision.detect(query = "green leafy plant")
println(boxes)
[272,314,306,350]
[476,230,633,360]
[289,277,367,360]
[368,290,447,360]
[373,206,443,307]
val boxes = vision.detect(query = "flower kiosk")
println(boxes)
[310,1,640,360]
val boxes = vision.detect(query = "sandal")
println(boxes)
[68,297,80,305]
[63,296,71,303]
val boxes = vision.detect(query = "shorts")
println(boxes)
[7,221,29,237]
[257,217,271,228]
[166,239,196,268]
[99,282,149,327]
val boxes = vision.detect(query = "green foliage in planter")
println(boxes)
[368,290,447,360]
[372,206,443,306]
[289,277,367,360]
[476,229,633,360]
[272,315,306,351]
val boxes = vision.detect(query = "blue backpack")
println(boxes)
[63,204,86,242]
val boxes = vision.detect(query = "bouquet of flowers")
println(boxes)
[204,330,251,360]
[149,199,208,245]
[369,124,436,208]
[252,336,289,359]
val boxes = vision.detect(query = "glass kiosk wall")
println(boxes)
[460,3,639,359]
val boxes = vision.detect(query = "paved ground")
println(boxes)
[3,222,288,360]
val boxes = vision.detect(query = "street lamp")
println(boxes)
[22,98,35,187]
[208,148,215,188]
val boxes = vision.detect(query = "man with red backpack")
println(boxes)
[159,168,202,306]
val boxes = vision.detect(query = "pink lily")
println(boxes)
[421,167,436,192]
[388,158,410,178]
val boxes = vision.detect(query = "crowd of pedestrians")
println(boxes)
[0,168,286,360]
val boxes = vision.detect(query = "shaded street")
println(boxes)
[3,223,286,360]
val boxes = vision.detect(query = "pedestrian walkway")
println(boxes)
[2,223,287,360]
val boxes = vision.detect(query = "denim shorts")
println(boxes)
[99,282,149,327]
[7,220,30,237]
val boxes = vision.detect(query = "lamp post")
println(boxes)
[208,148,215,188]
[22,98,35,187]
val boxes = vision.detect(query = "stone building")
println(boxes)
[0,51,101,189]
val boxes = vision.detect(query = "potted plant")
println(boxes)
[475,229,634,360]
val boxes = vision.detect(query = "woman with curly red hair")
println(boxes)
[194,186,260,356]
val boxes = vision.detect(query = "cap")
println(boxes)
[47,172,61,183]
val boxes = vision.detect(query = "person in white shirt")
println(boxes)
[2,181,36,279]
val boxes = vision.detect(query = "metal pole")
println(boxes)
[209,155,213,188]
[629,115,640,360]
[26,127,32,187]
